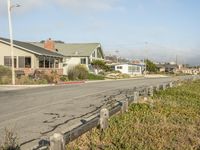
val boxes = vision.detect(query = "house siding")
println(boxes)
[115,64,142,75]
[63,57,89,75]
[0,42,63,75]
[0,42,36,68]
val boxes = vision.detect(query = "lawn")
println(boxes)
[66,80,200,150]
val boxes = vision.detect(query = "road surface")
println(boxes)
[0,77,191,149]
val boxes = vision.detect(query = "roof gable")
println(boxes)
[32,42,102,57]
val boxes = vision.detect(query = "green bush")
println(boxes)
[0,66,12,84]
[145,59,158,73]
[68,65,88,80]
[60,75,69,82]
[0,65,11,77]
[88,73,104,80]
[0,76,12,85]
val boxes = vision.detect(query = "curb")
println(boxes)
[58,81,85,85]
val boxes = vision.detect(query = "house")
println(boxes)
[131,60,146,74]
[32,39,105,75]
[156,64,178,73]
[180,68,199,75]
[0,37,63,76]
[115,64,142,75]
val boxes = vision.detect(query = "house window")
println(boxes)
[81,58,86,64]
[92,51,95,57]
[50,58,54,68]
[128,66,138,73]
[117,66,123,69]
[45,57,50,68]
[18,56,31,68]
[39,57,45,68]
[55,59,59,68]
[97,48,102,58]
[4,56,17,68]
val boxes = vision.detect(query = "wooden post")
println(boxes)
[133,91,139,103]
[169,82,173,88]
[162,84,166,90]
[155,85,160,92]
[192,76,196,81]
[145,87,149,97]
[121,99,129,114]
[99,108,109,130]
[148,86,154,97]
[50,133,65,150]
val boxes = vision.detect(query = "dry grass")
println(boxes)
[0,128,20,150]
[66,80,200,150]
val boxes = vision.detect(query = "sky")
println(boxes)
[0,0,200,65]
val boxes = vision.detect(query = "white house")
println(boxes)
[33,39,105,75]
[115,64,142,75]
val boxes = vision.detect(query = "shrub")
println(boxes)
[91,60,111,72]
[0,65,11,77]
[16,76,34,85]
[121,73,130,78]
[88,73,104,80]
[0,76,12,85]
[68,65,88,80]
[0,66,12,84]
[33,70,59,84]
[75,65,88,80]
[60,75,69,82]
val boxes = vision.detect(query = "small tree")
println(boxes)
[145,59,158,73]
[91,60,111,72]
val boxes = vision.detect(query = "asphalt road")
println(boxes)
[0,76,192,149]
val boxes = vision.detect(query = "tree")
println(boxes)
[145,59,158,73]
[91,60,111,72]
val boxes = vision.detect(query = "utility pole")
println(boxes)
[144,42,148,76]
[115,50,119,63]
[7,0,20,85]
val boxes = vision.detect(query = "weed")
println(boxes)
[0,128,20,150]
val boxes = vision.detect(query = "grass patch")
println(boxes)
[66,80,200,150]
[88,73,105,80]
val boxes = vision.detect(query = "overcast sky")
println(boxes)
[0,0,200,65]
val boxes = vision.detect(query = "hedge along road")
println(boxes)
[0,76,194,149]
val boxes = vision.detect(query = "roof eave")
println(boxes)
[0,39,63,58]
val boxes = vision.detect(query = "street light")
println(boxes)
[7,0,20,85]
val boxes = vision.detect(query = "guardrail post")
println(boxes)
[50,133,65,150]
[133,91,139,103]
[169,82,173,88]
[155,85,160,92]
[99,108,109,130]
[148,86,154,97]
[121,99,129,114]
[161,84,166,90]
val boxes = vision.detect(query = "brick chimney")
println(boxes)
[44,38,55,51]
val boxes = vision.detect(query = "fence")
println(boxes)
[30,76,199,150]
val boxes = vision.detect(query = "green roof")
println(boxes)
[0,38,64,58]
[32,43,103,57]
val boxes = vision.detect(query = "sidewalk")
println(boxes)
[0,74,169,91]
[0,84,55,92]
